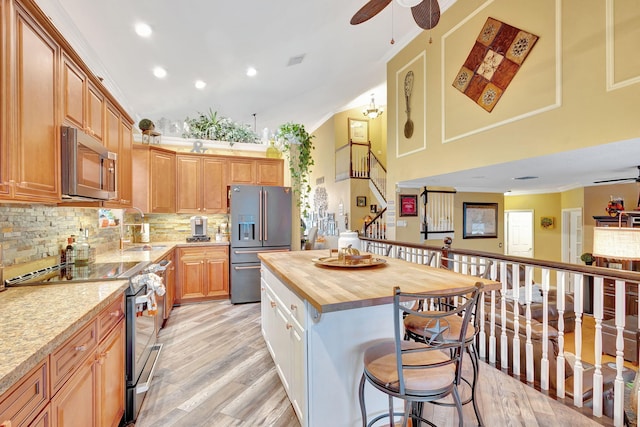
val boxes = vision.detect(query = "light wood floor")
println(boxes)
[134,301,610,427]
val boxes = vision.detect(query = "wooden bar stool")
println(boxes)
[358,284,483,427]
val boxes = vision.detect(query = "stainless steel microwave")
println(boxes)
[61,126,117,201]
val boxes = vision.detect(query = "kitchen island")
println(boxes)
[258,249,500,427]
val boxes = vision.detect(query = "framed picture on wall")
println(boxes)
[399,194,418,217]
[356,196,367,207]
[349,118,369,143]
[463,202,498,239]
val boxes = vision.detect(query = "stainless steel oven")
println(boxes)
[125,263,167,423]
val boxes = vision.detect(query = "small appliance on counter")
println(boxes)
[187,215,211,242]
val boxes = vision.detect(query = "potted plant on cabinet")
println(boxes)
[581,252,595,265]
[277,122,315,217]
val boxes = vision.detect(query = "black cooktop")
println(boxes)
[5,261,143,287]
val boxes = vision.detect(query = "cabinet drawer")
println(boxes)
[0,360,48,427]
[262,267,306,328]
[97,295,124,341]
[50,320,98,394]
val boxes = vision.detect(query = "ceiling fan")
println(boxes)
[593,165,640,184]
[350,0,441,30]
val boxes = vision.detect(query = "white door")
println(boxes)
[562,208,583,264]
[505,210,534,257]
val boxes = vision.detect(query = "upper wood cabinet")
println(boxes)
[229,157,284,186]
[102,102,132,208]
[86,82,105,142]
[62,53,85,129]
[119,121,133,207]
[0,0,134,205]
[256,159,284,186]
[176,154,227,214]
[228,158,255,184]
[4,0,60,203]
[132,145,176,213]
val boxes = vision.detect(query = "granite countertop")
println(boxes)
[258,250,501,314]
[0,280,129,396]
[0,240,230,397]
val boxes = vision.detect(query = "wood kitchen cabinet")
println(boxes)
[0,360,48,427]
[0,0,134,205]
[228,157,284,186]
[86,82,105,142]
[1,0,60,203]
[103,103,133,208]
[50,295,125,427]
[162,250,176,320]
[132,146,176,213]
[0,295,125,427]
[62,53,86,129]
[176,155,227,214]
[176,246,229,304]
[256,159,284,186]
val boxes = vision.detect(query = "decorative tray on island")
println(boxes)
[311,251,387,269]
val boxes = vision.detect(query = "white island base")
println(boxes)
[261,266,402,426]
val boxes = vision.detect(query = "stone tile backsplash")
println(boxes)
[0,204,229,267]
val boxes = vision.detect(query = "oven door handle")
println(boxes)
[136,343,163,394]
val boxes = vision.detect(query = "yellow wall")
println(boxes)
[309,106,387,232]
[380,0,639,257]
[505,193,562,261]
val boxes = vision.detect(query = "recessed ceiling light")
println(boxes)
[246,67,257,77]
[195,80,207,89]
[153,67,167,79]
[135,22,152,38]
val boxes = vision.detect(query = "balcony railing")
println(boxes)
[361,236,640,426]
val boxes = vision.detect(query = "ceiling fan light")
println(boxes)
[396,0,422,7]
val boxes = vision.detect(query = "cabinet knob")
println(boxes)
[290,304,297,310]
[75,344,88,352]
[110,310,121,317]
[270,301,276,308]
[286,323,292,330]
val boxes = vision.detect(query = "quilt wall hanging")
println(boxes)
[452,17,538,112]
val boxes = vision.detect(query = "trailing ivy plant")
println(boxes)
[277,122,315,217]
[182,108,259,145]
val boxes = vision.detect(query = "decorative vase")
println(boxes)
[631,369,640,415]
[266,140,281,159]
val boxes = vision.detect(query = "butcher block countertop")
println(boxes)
[258,250,501,314]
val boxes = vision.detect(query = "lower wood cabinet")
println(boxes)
[176,246,229,304]
[162,251,176,320]
[0,295,125,427]
[0,360,48,427]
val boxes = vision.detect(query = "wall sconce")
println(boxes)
[362,94,383,119]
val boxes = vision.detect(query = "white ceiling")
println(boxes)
[34,0,640,195]
[36,0,436,133]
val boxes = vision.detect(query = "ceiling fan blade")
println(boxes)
[411,0,440,30]
[350,0,392,25]
[593,177,634,184]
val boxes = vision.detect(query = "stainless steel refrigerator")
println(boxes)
[230,185,292,303]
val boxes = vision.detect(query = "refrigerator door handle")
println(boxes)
[259,189,263,241]
[264,190,268,241]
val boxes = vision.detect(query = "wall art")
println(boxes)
[399,194,418,217]
[463,202,498,239]
[452,17,539,112]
